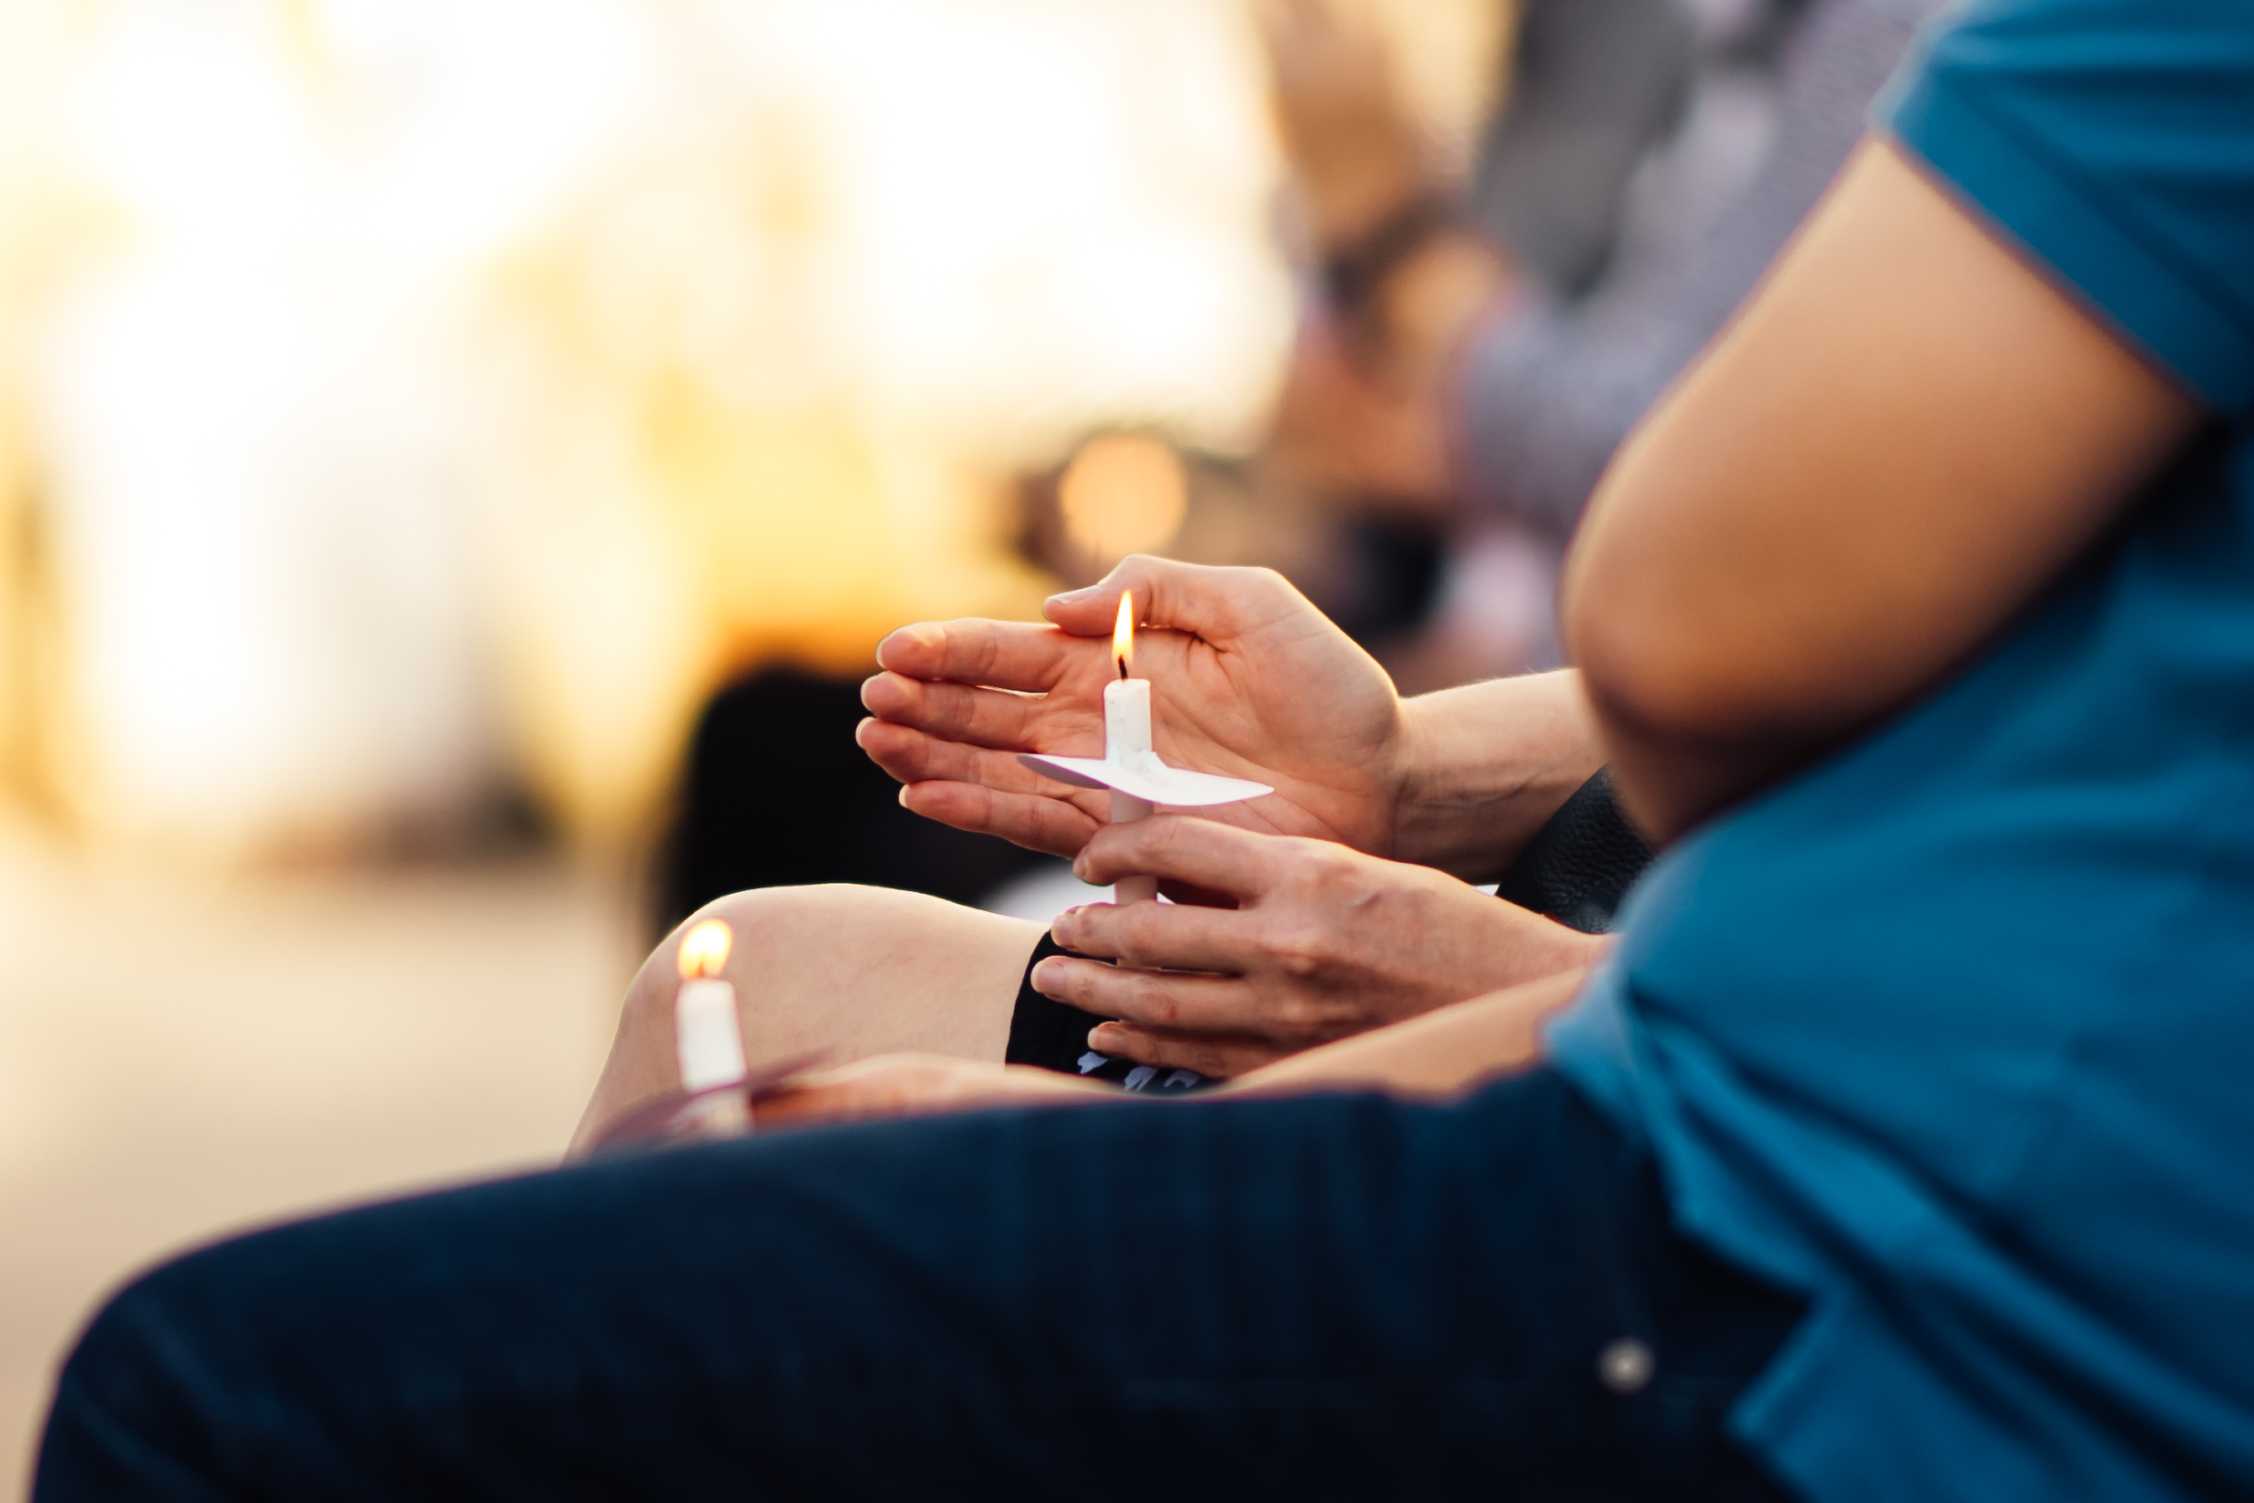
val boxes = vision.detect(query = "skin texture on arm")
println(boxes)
[755,965,1593,1130]
[1563,137,2204,843]
[1393,670,1602,882]
[1215,965,1590,1099]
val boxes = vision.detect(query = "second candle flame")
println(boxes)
[677,918,733,980]
[1113,590,1135,680]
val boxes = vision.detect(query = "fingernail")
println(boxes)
[1088,1024,1119,1051]
[897,785,912,808]
[875,625,936,668]
[859,674,886,710]
[1031,958,1065,994]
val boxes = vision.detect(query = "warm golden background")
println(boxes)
[0,0,1504,1490]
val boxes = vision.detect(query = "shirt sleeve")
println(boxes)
[1884,0,2254,412]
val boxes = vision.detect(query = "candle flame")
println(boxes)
[677,918,733,980]
[1113,590,1135,679]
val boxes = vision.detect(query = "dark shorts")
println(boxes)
[1003,933,1213,1092]
[38,1067,1804,1500]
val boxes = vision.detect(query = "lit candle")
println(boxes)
[1018,592,1272,905]
[675,920,749,1130]
[1105,593,1159,906]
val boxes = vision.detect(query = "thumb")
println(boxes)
[1043,556,1294,644]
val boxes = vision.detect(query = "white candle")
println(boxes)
[675,919,750,1130]
[1105,595,1159,905]
[677,977,745,1092]
[1103,675,1152,762]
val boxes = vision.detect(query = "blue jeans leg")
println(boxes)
[35,1069,1801,1500]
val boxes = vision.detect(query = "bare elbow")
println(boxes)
[1560,479,1792,844]
[1561,518,1728,751]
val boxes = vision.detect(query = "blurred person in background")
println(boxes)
[651,0,1939,936]
[1263,0,1941,679]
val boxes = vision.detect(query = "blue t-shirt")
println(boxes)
[1547,2,2254,1498]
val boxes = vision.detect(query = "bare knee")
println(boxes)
[627,884,867,1020]
[626,883,1038,1063]
[578,885,1037,1155]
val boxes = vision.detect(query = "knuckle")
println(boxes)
[1115,1028,1164,1067]
[1301,846,1353,889]
[1137,1032,1190,1071]
[1147,817,1184,858]
[967,626,998,678]
[1267,923,1329,979]
[1064,904,1107,953]
[1273,993,1321,1035]
[1058,960,1101,1003]
[1131,977,1180,1028]
[1111,911,1158,967]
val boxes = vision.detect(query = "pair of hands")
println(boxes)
[853,555,1597,1081]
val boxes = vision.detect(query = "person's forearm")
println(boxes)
[1562,142,2200,847]
[1390,670,1604,880]
[1217,964,1592,1100]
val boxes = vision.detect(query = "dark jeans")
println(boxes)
[36,1069,1802,1500]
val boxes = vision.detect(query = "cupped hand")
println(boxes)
[857,556,1409,862]
[1030,816,1602,1077]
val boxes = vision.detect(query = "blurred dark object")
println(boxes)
[651,667,1043,942]
[1494,769,1653,934]
[1328,516,1446,645]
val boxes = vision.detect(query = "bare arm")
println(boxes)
[753,963,1595,1130]
[1392,671,1604,881]
[1215,964,1591,1099]
[1563,138,2203,842]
